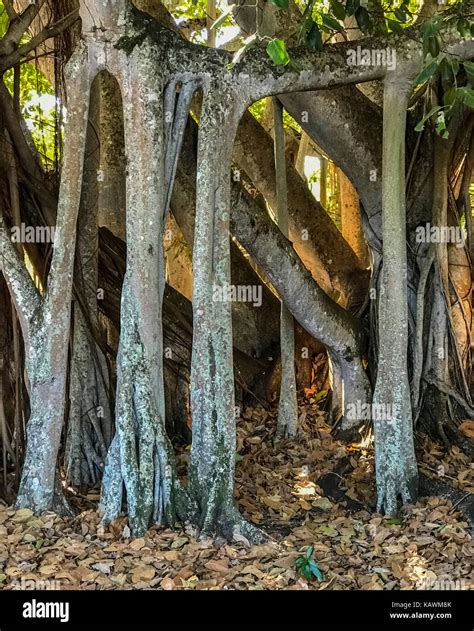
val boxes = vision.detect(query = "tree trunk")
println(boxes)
[272,97,298,439]
[372,74,418,516]
[189,87,263,541]
[65,78,113,488]
[15,43,93,513]
[100,58,196,535]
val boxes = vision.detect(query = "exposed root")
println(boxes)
[419,473,474,531]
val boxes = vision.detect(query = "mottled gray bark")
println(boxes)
[189,87,263,541]
[14,43,94,512]
[65,80,113,488]
[272,98,298,439]
[373,74,418,516]
[99,56,196,534]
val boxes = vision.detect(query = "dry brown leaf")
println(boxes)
[160,576,176,590]
[459,420,474,439]
[131,565,156,583]
[204,560,229,573]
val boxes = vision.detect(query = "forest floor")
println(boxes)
[0,404,472,591]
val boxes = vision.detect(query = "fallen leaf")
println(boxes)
[160,576,176,590]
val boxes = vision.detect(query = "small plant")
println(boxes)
[295,545,324,582]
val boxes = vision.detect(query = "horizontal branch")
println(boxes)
[128,8,474,104]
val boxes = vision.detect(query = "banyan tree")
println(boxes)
[0,0,472,538]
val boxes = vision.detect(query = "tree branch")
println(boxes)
[0,211,41,339]
[0,9,80,72]
[0,0,46,56]
[2,1,17,20]
[0,81,44,181]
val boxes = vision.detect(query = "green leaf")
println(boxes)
[464,61,474,87]
[457,17,470,38]
[428,35,441,59]
[305,19,323,51]
[449,58,459,80]
[460,87,474,110]
[386,517,402,525]
[266,38,290,66]
[422,20,437,38]
[355,6,370,31]
[313,389,328,402]
[394,8,407,23]
[443,87,457,108]
[414,105,442,132]
[322,13,344,32]
[308,560,324,581]
[271,0,289,9]
[211,4,235,30]
[330,0,346,21]
[435,111,447,136]
[306,544,314,559]
[422,24,441,58]
[345,0,359,17]
[414,59,440,86]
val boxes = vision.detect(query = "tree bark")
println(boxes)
[99,54,196,535]
[272,97,298,438]
[373,74,418,516]
[231,185,371,430]
[14,43,93,513]
[65,80,113,488]
[189,86,263,541]
[339,168,370,268]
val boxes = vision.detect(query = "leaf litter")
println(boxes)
[0,403,472,591]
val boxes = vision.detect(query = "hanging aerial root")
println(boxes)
[163,76,199,214]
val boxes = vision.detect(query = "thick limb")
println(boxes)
[231,186,371,429]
